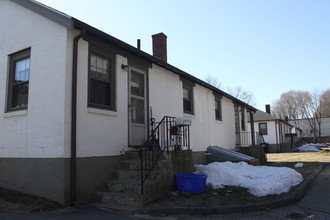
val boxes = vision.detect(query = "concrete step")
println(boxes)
[124,151,140,160]
[120,160,141,170]
[105,179,157,194]
[93,191,143,207]
[120,157,170,170]
[111,170,160,181]
[90,150,172,210]
[91,202,141,212]
[124,150,169,161]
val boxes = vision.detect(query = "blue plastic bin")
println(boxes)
[175,173,207,193]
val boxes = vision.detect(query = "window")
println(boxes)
[215,95,222,121]
[88,46,115,110]
[259,123,268,135]
[130,69,145,124]
[182,82,194,114]
[241,109,245,131]
[7,49,31,111]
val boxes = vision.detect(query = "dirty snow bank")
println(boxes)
[194,161,303,197]
[297,143,324,152]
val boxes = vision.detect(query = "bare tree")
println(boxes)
[320,89,330,117]
[272,90,302,125]
[204,75,256,106]
[272,90,327,142]
[226,86,257,106]
[298,90,320,141]
[205,75,223,90]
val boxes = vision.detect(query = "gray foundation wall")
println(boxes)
[76,155,123,202]
[0,153,206,205]
[191,151,208,166]
[165,150,207,192]
[0,155,123,205]
[0,158,71,205]
[267,143,295,153]
[170,150,207,174]
[267,144,280,153]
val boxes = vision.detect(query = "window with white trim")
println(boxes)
[215,95,222,121]
[259,123,268,135]
[7,49,31,112]
[88,46,115,110]
[183,82,194,114]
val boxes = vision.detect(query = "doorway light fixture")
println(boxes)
[121,64,128,71]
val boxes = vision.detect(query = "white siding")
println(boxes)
[75,40,129,157]
[0,0,70,158]
[293,118,330,138]
[0,1,250,159]
[149,64,237,151]
[322,118,330,137]
[148,64,182,120]
[253,120,292,145]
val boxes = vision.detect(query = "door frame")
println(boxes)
[128,66,149,147]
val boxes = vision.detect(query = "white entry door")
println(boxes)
[128,67,147,146]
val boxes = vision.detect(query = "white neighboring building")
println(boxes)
[0,0,256,205]
[290,117,330,140]
[248,110,294,153]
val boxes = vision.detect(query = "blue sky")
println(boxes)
[38,0,330,110]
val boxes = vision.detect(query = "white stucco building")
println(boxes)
[248,109,295,153]
[0,0,256,205]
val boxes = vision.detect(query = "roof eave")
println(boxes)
[72,18,257,111]
[11,0,73,29]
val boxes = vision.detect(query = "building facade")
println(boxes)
[0,0,256,204]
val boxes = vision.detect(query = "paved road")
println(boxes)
[1,164,329,220]
[0,206,136,220]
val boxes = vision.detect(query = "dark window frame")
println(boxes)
[182,80,194,115]
[259,123,268,135]
[88,45,116,111]
[214,94,222,121]
[6,48,31,112]
[241,108,246,131]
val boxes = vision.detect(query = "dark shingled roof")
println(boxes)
[253,110,293,127]
[11,0,257,111]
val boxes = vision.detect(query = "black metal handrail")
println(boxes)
[138,116,190,194]
[235,131,260,147]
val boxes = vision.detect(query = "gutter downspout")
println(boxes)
[275,121,279,152]
[249,110,256,146]
[71,30,84,206]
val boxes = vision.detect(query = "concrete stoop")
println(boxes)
[90,151,171,211]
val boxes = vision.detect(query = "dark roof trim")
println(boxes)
[11,0,73,29]
[213,91,223,99]
[253,119,293,127]
[72,18,256,111]
[180,76,196,88]
[12,0,256,111]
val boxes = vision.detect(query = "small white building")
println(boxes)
[0,0,256,205]
[249,109,294,153]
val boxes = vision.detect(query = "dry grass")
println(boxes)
[267,151,330,163]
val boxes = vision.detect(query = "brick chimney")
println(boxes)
[265,104,271,114]
[152,33,167,62]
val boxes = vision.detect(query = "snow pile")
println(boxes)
[295,162,304,168]
[194,161,303,197]
[297,143,323,152]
